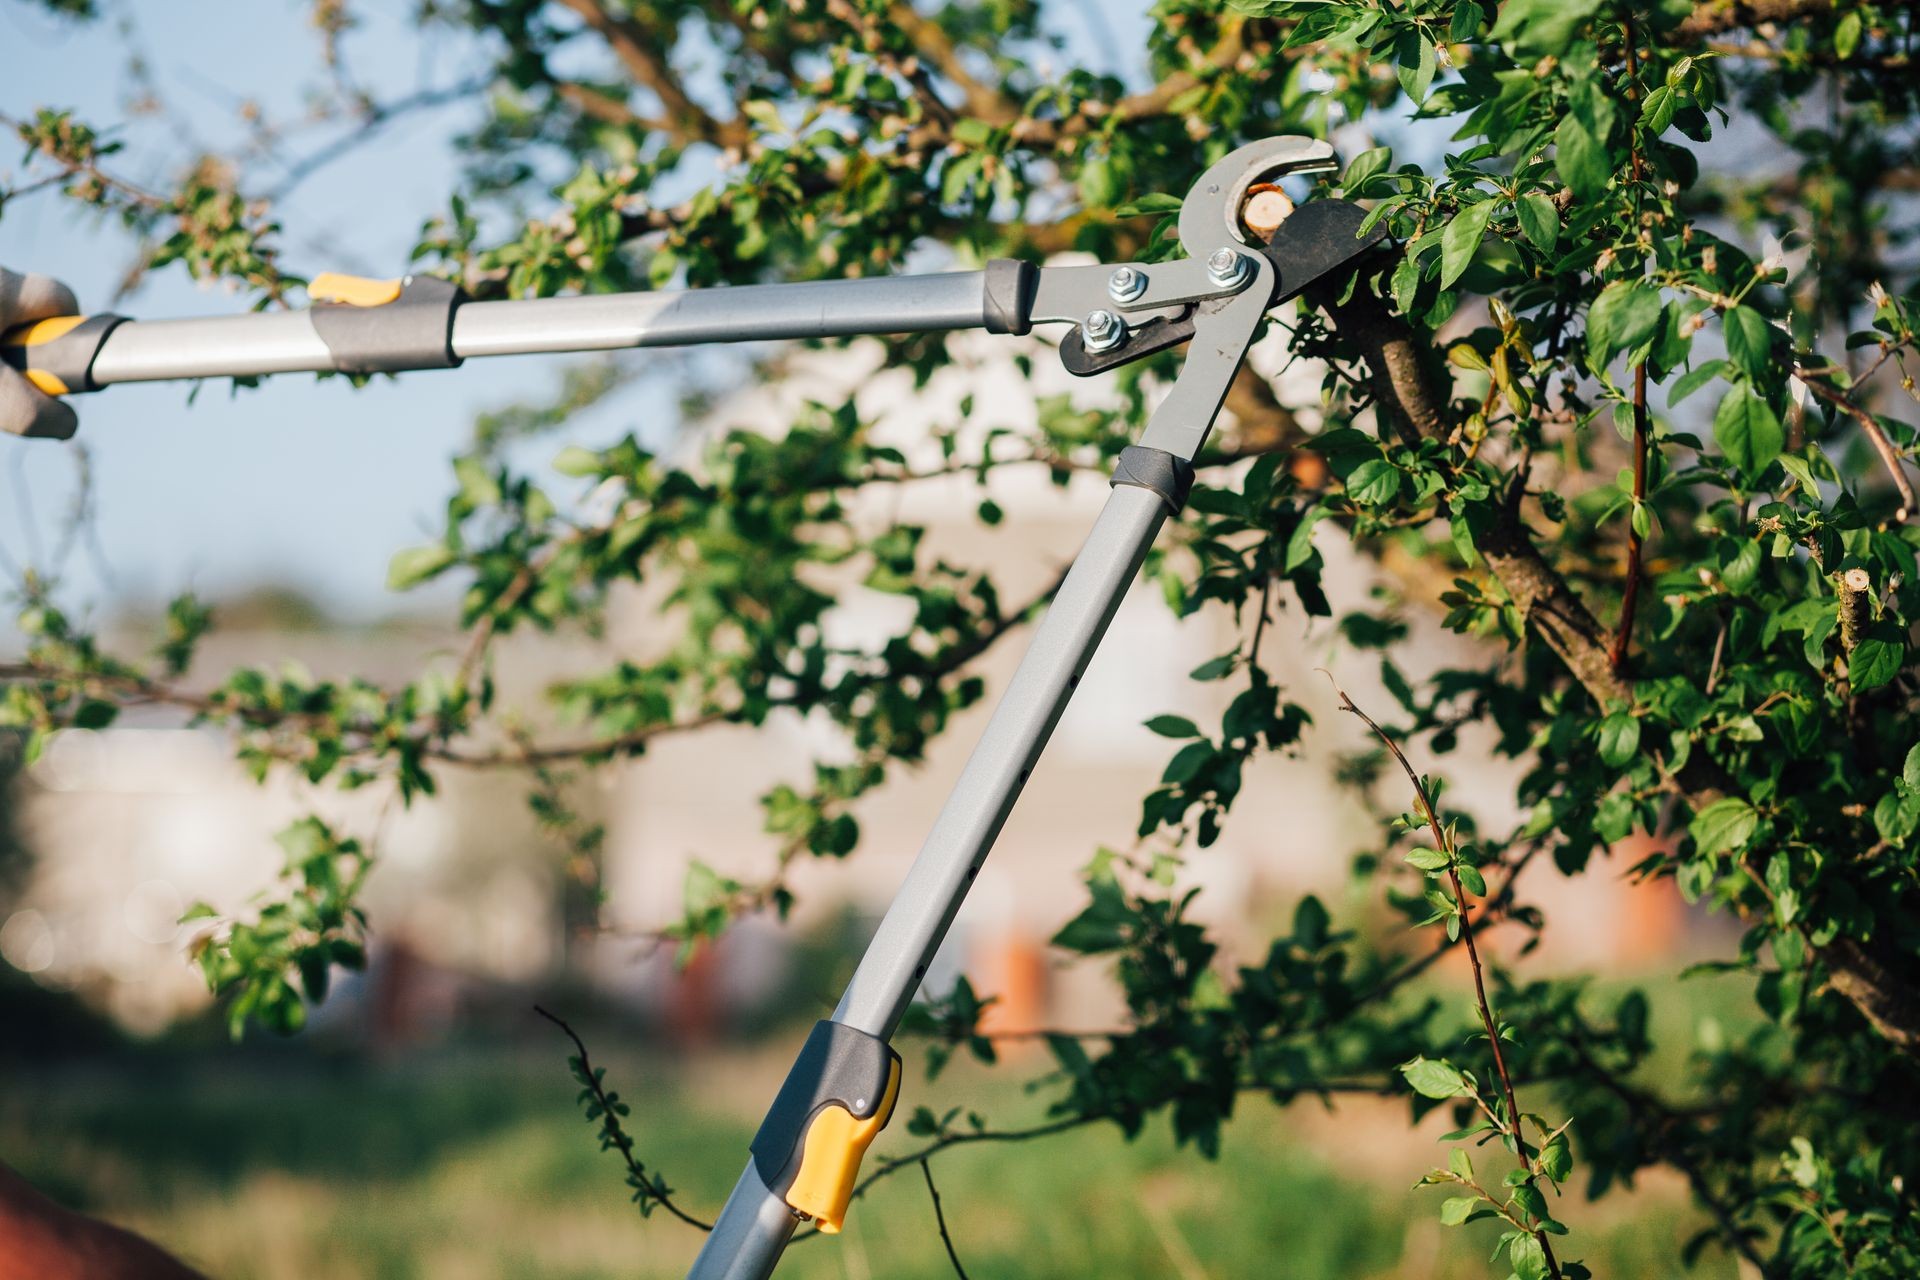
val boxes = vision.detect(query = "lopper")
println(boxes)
[1,135,1384,1278]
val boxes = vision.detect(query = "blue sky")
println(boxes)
[0,1,1143,624]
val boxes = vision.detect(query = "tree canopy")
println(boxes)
[6,2,1920,1277]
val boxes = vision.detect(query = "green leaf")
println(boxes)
[1293,895,1329,948]
[1690,797,1758,855]
[1723,306,1773,379]
[1115,192,1183,216]
[1777,453,1819,495]
[1849,623,1904,691]
[1342,146,1391,194]
[1641,84,1678,135]
[1511,1231,1550,1280]
[1515,193,1558,252]
[1511,1182,1550,1223]
[1285,504,1329,572]
[1765,852,1800,925]
[1345,458,1402,505]
[1713,385,1785,479]
[1835,10,1862,59]
[1539,1135,1573,1182]
[1145,714,1201,739]
[1190,654,1237,681]
[1440,1196,1479,1226]
[386,543,456,590]
[1587,281,1664,370]
[1449,0,1486,42]
[1555,114,1610,198]
[1490,0,1602,56]
[1396,29,1437,103]
[1874,789,1920,844]
[1670,359,1728,406]
[1904,743,1920,790]
[1401,1057,1470,1099]
[552,445,602,476]
[951,118,995,147]
[1162,740,1214,785]
[1051,875,1131,954]
[1440,199,1498,289]
[1597,711,1641,767]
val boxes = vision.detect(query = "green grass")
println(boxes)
[1,1033,1743,1280]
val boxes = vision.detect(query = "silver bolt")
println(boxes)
[1082,309,1125,352]
[1207,246,1251,289]
[1107,265,1147,304]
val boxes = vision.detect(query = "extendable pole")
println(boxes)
[688,477,1174,1280]
[1,262,1046,391]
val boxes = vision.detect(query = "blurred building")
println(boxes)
[0,319,1688,1040]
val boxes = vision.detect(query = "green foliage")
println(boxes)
[7,1,1920,1275]
[182,817,371,1040]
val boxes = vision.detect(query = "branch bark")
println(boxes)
[1676,0,1846,41]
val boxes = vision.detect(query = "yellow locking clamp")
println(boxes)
[308,273,466,376]
[748,1019,902,1234]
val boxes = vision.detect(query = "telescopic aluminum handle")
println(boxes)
[0,262,1043,393]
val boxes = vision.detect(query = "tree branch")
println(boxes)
[920,1160,972,1280]
[1799,370,1916,522]
[1676,0,1849,41]
[552,0,747,148]
[535,1005,713,1231]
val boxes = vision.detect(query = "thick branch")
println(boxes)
[884,3,1010,125]
[553,0,746,148]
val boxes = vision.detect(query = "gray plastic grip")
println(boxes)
[1109,445,1195,514]
[310,275,465,375]
[982,258,1038,336]
[748,1020,898,1195]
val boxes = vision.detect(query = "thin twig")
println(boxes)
[1800,373,1916,521]
[1611,12,1651,675]
[1324,675,1563,1280]
[920,1160,972,1280]
[534,1006,714,1232]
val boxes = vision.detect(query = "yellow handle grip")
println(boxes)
[783,1057,901,1233]
[1,313,124,396]
[1,315,88,394]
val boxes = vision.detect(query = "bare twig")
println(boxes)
[920,1160,972,1280]
[1799,373,1915,522]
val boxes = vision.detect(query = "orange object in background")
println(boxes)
[973,929,1051,1048]
[666,938,721,1047]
